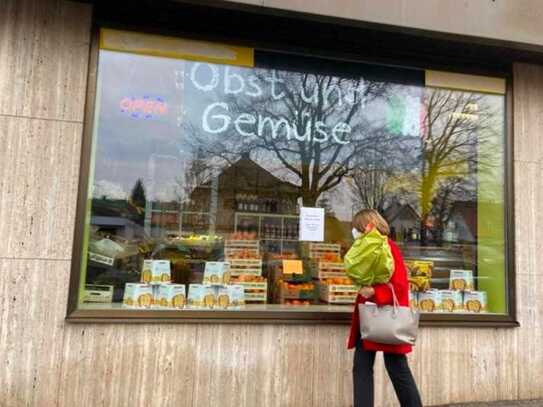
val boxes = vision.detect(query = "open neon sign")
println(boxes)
[119,96,168,120]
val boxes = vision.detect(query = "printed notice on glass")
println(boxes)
[299,207,325,242]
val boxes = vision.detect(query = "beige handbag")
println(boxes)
[358,284,419,346]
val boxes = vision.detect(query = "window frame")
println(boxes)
[66,14,518,327]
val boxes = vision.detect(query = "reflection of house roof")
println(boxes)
[384,202,420,224]
[211,157,300,195]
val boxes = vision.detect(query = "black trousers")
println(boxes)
[353,342,422,407]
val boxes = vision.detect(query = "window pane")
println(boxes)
[77,30,508,317]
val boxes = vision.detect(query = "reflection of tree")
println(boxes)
[419,89,498,243]
[350,167,391,213]
[175,149,211,210]
[128,178,146,224]
[317,194,336,217]
[189,69,397,206]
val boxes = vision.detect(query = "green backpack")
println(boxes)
[344,229,394,287]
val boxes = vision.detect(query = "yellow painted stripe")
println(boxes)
[100,28,254,67]
[425,70,506,95]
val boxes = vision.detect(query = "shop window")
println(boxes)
[69,29,512,323]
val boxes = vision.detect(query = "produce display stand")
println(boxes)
[318,283,357,304]
[228,259,263,276]
[224,239,260,258]
[301,242,341,260]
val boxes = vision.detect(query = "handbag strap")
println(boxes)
[387,283,399,311]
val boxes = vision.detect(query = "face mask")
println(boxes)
[352,227,363,240]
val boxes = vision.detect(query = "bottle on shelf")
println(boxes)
[252,195,258,212]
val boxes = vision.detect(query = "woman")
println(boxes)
[347,209,422,407]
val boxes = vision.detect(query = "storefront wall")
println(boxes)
[229,0,543,48]
[0,1,542,406]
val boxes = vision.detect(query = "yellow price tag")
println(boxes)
[282,260,303,275]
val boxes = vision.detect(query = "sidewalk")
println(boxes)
[433,401,543,406]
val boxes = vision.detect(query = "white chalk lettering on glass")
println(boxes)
[190,63,368,145]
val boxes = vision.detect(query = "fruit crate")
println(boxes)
[318,283,358,304]
[224,240,260,259]
[275,282,316,303]
[229,259,263,276]
[233,281,268,303]
[309,260,346,280]
[301,242,341,260]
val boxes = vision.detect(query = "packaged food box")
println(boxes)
[203,285,218,309]
[123,283,154,308]
[418,290,442,312]
[464,291,487,313]
[203,261,231,285]
[228,285,246,308]
[141,260,171,284]
[405,260,433,292]
[217,286,231,309]
[409,291,418,310]
[157,284,186,309]
[187,284,206,309]
[440,290,464,312]
[152,284,161,307]
[449,269,474,291]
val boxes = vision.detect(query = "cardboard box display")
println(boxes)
[464,291,487,313]
[440,290,464,312]
[187,284,206,309]
[418,290,442,312]
[228,285,246,308]
[188,285,219,309]
[409,291,418,310]
[217,286,231,309]
[203,285,218,309]
[157,284,186,309]
[141,260,171,284]
[203,261,231,285]
[123,283,154,308]
[216,285,246,309]
[449,269,474,291]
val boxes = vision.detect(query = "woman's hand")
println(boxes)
[358,286,375,298]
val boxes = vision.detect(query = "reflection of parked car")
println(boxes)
[90,264,140,303]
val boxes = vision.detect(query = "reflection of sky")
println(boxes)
[92,49,505,221]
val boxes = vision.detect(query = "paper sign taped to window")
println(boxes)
[299,207,325,242]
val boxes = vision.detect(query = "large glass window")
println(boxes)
[73,29,510,320]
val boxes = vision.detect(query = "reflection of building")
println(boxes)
[383,202,421,241]
[444,201,477,243]
[185,154,300,237]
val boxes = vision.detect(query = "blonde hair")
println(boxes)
[352,209,390,236]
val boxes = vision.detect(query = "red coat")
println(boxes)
[347,239,412,354]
